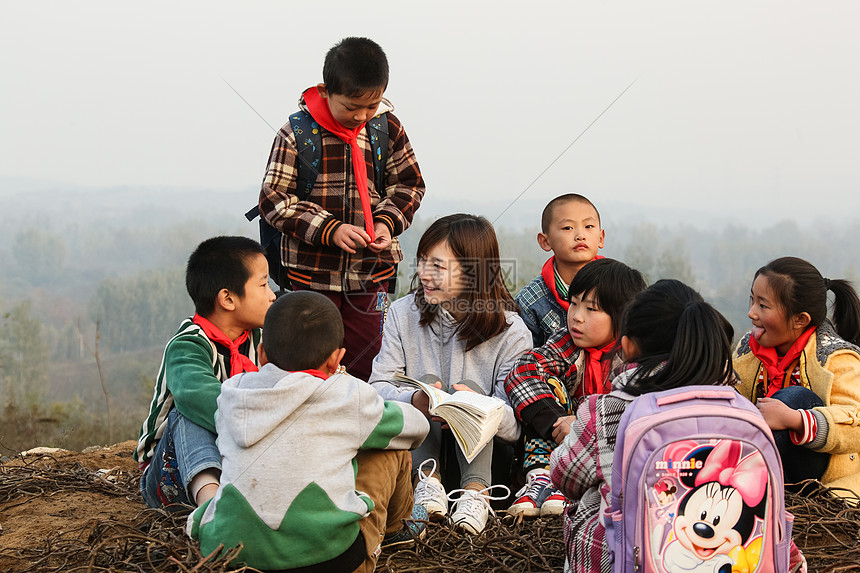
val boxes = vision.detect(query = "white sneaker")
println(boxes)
[413,459,447,519]
[448,484,510,535]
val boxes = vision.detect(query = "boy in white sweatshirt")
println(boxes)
[186,291,429,572]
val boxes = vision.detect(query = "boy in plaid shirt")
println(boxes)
[259,37,425,381]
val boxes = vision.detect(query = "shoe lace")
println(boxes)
[515,472,551,499]
[414,459,444,505]
[449,484,511,516]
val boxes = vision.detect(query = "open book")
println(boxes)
[393,374,505,463]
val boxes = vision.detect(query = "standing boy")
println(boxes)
[134,236,275,509]
[187,291,430,572]
[259,37,425,381]
[515,194,604,347]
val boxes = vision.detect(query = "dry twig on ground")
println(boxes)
[3,459,860,572]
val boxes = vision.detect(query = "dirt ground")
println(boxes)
[1,441,859,572]
[0,441,144,572]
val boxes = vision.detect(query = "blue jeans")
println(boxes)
[770,386,829,487]
[139,408,222,508]
[412,375,494,488]
[413,419,494,488]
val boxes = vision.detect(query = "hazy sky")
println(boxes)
[2,1,859,226]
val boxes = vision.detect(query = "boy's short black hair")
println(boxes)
[323,37,389,97]
[262,291,344,372]
[186,236,266,317]
[541,193,600,234]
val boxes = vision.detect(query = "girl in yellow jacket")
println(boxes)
[734,256,860,496]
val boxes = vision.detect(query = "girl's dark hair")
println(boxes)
[755,256,860,346]
[412,214,517,351]
[620,280,734,396]
[568,258,647,338]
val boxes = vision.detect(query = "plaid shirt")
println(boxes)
[505,329,584,437]
[515,274,567,347]
[551,392,631,573]
[259,96,425,292]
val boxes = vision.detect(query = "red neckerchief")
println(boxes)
[303,87,375,240]
[192,314,258,376]
[583,340,616,396]
[293,368,329,380]
[540,255,605,310]
[749,326,815,397]
[541,257,569,311]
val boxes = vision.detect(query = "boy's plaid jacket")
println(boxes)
[505,329,585,439]
[259,95,425,292]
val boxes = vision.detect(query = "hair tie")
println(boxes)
[824,278,832,290]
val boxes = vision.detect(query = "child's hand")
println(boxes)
[451,383,476,393]
[410,381,445,422]
[366,223,392,253]
[552,415,577,444]
[756,397,804,432]
[332,224,371,254]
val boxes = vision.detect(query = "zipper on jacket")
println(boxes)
[342,144,352,287]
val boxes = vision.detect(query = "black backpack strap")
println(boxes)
[289,110,322,201]
[366,113,397,293]
[366,112,389,193]
[246,111,323,291]
[246,110,323,224]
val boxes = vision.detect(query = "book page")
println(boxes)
[435,394,504,463]
[391,373,450,409]
[391,373,505,463]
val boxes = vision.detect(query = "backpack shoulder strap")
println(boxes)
[245,110,322,223]
[289,110,322,201]
[366,112,389,193]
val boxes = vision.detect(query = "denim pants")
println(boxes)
[139,408,222,508]
[412,376,494,488]
[770,385,830,486]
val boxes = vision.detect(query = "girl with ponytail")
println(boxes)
[735,256,860,495]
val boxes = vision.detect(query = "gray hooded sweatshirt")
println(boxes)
[187,364,429,570]
[369,293,533,442]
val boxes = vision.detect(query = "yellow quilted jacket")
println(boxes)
[734,322,860,497]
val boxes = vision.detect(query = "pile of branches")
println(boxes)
[786,482,860,572]
[378,517,563,572]
[1,459,858,572]
[0,457,138,504]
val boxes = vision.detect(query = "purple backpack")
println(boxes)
[605,386,793,573]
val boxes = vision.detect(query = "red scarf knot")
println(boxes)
[748,325,815,397]
[540,255,606,311]
[303,87,375,240]
[192,314,258,376]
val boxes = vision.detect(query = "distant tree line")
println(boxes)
[1,211,859,452]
